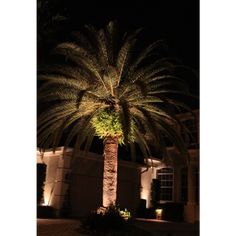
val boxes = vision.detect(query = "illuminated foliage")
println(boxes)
[91,110,135,144]
[81,204,133,235]
[38,20,193,207]
[38,20,192,159]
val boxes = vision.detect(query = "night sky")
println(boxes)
[68,1,200,103]
[39,0,199,98]
[38,0,199,155]
[49,0,199,70]
[67,1,199,71]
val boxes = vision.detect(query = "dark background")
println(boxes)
[37,0,199,156]
[38,0,199,99]
[69,1,199,71]
[38,0,199,69]
[75,1,200,103]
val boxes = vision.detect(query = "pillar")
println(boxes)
[52,154,71,216]
[184,164,196,223]
[173,167,181,202]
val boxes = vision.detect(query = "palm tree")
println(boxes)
[38,21,192,207]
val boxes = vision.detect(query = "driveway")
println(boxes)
[37,219,84,236]
[37,218,199,236]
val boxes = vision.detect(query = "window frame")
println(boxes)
[156,167,174,202]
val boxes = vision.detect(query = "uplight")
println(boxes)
[155,208,163,220]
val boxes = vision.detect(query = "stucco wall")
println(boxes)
[37,148,142,217]
[116,163,141,213]
[69,156,104,217]
[70,154,141,217]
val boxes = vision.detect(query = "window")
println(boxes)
[156,167,174,201]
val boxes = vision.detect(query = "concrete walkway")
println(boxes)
[37,218,199,236]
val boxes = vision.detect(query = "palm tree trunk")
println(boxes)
[102,136,119,207]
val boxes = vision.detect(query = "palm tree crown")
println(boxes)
[38,20,191,161]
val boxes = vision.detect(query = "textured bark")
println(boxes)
[102,136,119,207]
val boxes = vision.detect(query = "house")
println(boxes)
[37,148,142,217]
[37,110,199,223]
[140,110,199,223]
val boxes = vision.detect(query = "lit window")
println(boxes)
[156,167,174,201]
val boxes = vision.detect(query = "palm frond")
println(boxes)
[116,28,142,85]
[119,98,132,145]
[37,20,197,163]
[128,40,165,73]
[105,20,119,65]
[38,64,94,82]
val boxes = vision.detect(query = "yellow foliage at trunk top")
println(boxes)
[91,110,134,144]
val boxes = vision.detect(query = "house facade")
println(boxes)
[140,149,199,223]
[140,110,199,223]
[37,110,199,223]
[37,148,142,217]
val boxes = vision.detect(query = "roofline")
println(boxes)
[37,146,145,168]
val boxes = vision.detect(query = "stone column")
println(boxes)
[173,167,181,202]
[185,164,196,223]
[53,154,71,216]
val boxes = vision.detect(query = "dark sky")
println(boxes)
[63,1,199,71]
[49,0,199,103]
[38,0,199,154]
[39,0,199,100]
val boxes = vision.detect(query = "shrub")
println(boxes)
[136,199,147,218]
[145,207,156,219]
[37,205,55,218]
[80,204,133,235]
[150,179,161,208]
[161,202,184,222]
[145,202,184,222]
[37,163,46,205]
